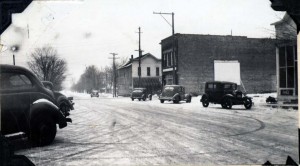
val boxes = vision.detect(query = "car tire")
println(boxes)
[131,98,134,101]
[201,96,209,107]
[30,116,57,146]
[138,98,141,101]
[173,100,179,104]
[160,100,164,103]
[225,98,232,109]
[221,102,227,109]
[142,97,146,101]
[187,96,192,103]
[244,98,252,109]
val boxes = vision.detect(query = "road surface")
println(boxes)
[15,94,298,165]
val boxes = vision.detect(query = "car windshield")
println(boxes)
[133,89,142,93]
[92,90,98,93]
[163,86,174,92]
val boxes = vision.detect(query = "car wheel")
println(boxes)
[221,102,227,109]
[30,116,57,146]
[244,98,252,109]
[160,100,164,103]
[173,100,179,104]
[142,96,146,101]
[201,96,209,107]
[131,98,134,101]
[187,96,192,103]
[138,98,141,101]
[225,98,232,109]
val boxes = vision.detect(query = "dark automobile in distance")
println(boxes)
[131,88,152,101]
[42,81,74,117]
[91,90,99,98]
[0,65,71,146]
[200,81,252,109]
[159,85,192,104]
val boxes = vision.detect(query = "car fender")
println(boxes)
[200,94,209,102]
[30,99,67,129]
[184,93,191,99]
[243,96,252,100]
[172,93,180,100]
[222,94,234,100]
[57,96,74,110]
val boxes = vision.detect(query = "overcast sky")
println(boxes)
[0,0,284,88]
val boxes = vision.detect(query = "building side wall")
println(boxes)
[117,67,132,96]
[174,35,276,94]
[132,57,161,77]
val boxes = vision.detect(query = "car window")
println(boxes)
[224,84,232,90]
[164,86,174,91]
[207,84,214,89]
[133,90,142,93]
[0,73,33,90]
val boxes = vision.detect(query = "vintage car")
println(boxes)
[159,85,192,103]
[91,90,99,97]
[200,81,252,109]
[42,81,74,117]
[131,88,152,101]
[0,65,71,146]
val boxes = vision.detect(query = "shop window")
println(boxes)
[278,45,297,92]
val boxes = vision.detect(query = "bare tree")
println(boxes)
[27,46,67,90]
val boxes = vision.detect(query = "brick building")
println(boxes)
[161,34,277,95]
[117,53,161,96]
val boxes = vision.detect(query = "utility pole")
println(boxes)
[153,12,176,85]
[109,53,119,97]
[135,27,143,87]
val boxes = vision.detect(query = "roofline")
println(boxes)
[161,33,275,42]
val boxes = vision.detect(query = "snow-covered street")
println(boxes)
[15,93,298,165]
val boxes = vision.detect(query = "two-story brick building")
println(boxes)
[117,53,161,96]
[161,34,277,95]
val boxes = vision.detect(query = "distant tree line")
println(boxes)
[71,57,128,93]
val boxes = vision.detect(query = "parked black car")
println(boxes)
[91,90,99,98]
[0,65,71,146]
[159,85,192,103]
[42,81,74,117]
[131,88,152,101]
[200,81,252,109]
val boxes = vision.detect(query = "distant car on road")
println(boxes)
[159,85,192,103]
[0,65,71,146]
[200,81,252,109]
[91,90,99,97]
[42,81,74,117]
[131,88,152,101]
